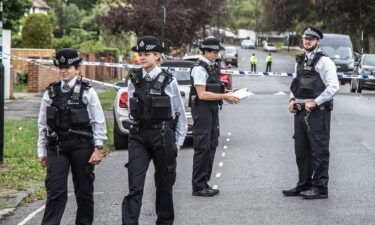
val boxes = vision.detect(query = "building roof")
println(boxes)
[33,0,51,10]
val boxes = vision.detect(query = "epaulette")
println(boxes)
[316,51,327,57]
[77,78,92,89]
[128,68,142,86]
[46,81,60,99]
[160,69,174,84]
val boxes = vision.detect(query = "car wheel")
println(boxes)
[114,119,128,150]
[340,80,346,85]
[357,85,362,93]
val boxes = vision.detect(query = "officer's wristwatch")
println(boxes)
[95,145,103,149]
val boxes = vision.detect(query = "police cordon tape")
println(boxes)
[2,51,374,84]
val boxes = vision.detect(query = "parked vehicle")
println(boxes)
[351,54,375,93]
[223,46,238,67]
[241,39,255,49]
[112,60,195,149]
[263,43,277,52]
[319,34,355,85]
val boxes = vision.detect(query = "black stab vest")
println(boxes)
[290,52,326,99]
[46,80,92,133]
[129,68,173,123]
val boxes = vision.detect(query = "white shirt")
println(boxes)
[37,77,108,157]
[127,66,187,146]
[290,49,340,105]
[191,55,215,86]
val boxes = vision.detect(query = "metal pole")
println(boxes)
[0,0,4,164]
[361,31,364,54]
[160,5,166,48]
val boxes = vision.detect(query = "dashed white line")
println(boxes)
[228,132,231,136]
[226,138,230,142]
[17,205,45,225]
[219,162,223,167]
[222,152,226,157]
[216,173,222,178]
[273,91,287,95]
[223,145,227,149]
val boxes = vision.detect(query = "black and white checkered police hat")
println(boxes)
[131,36,164,53]
[53,48,82,68]
[199,38,225,51]
[302,26,323,39]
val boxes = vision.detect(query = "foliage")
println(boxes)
[52,35,75,50]
[101,0,225,48]
[4,0,33,32]
[100,30,136,57]
[60,2,87,35]
[79,40,120,57]
[223,0,260,31]
[21,13,53,48]
[98,88,118,110]
[11,34,23,48]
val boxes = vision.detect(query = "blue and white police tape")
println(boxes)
[2,52,374,80]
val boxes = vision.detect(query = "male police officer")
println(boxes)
[122,36,187,225]
[37,48,107,224]
[250,53,257,72]
[283,26,339,199]
[190,38,239,197]
[265,53,272,72]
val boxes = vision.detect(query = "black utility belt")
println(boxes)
[294,100,333,112]
[48,129,93,141]
[136,121,173,129]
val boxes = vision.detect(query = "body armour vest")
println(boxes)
[128,68,173,122]
[46,79,92,133]
[290,51,326,99]
[189,60,225,105]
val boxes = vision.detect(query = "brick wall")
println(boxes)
[11,48,55,73]
[27,56,59,92]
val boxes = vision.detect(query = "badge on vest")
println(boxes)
[304,66,312,71]
[129,72,140,85]
[67,99,80,105]
[150,89,162,95]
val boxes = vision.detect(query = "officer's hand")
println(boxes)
[225,89,239,93]
[305,100,317,112]
[38,157,47,168]
[89,149,103,165]
[225,94,240,104]
[289,100,297,113]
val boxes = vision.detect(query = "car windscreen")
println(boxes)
[168,69,191,85]
[320,46,353,60]
[363,55,375,66]
[243,40,252,43]
[267,43,275,47]
[225,48,237,54]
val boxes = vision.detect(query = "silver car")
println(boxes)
[113,60,194,150]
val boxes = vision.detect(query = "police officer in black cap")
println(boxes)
[283,26,339,199]
[122,36,187,225]
[190,37,239,197]
[37,48,107,225]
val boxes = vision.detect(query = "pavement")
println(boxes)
[3,48,375,224]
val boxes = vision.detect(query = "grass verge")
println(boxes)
[20,186,46,206]
[98,89,117,111]
[14,83,27,93]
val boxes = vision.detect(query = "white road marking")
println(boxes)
[94,192,104,195]
[17,205,45,225]
[228,132,231,136]
[273,91,287,95]
[216,173,222,178]
[226,138,230,142]
[222,152,226,157]
[223,145,227,149]
[213,185,218,190]
[219,162,223,167]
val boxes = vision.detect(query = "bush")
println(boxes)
[11,34,23,48]
[79,40,120,57]
[17,71,28,84]
[21,13,53,48]
[52,36,75,50]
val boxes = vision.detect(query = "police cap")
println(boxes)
[199,38,225,51]
[131,36,164,53]
[302,26,323,39]
[53,48,82,68]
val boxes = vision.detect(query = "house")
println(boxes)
[29,0,51,15]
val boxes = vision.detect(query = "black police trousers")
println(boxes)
[294,109,331,192]
[191,100,219,192]
[122,126,177,225]
[42,137,95,225]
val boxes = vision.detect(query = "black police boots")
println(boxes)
[282,187,309,196]
[300,188,328,199]
[192,188,216,197]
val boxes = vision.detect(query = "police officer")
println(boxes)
[190,38,239,197]
[265,53,272,72]
[250,53,257,72]
[283,26,339,199]
[37,48,107,224]
[122,36,187,225]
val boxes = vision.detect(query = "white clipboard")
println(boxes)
[223,88,252,106]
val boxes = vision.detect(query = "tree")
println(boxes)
[4,0,33,32]
[101,0,225,48]
[21,13,53,48]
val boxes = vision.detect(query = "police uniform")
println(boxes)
[283,26,340,199]
[250,54,257,72]
[37,48,107,225]
[122,36,187,225]
[189,38,225,197]
[265,54,272,72]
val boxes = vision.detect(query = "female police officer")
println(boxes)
[37,48,107,225]
[122,36,187,225]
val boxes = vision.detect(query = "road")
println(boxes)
[2,48,375,225]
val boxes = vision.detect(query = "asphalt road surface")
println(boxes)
[3,48,375,225]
